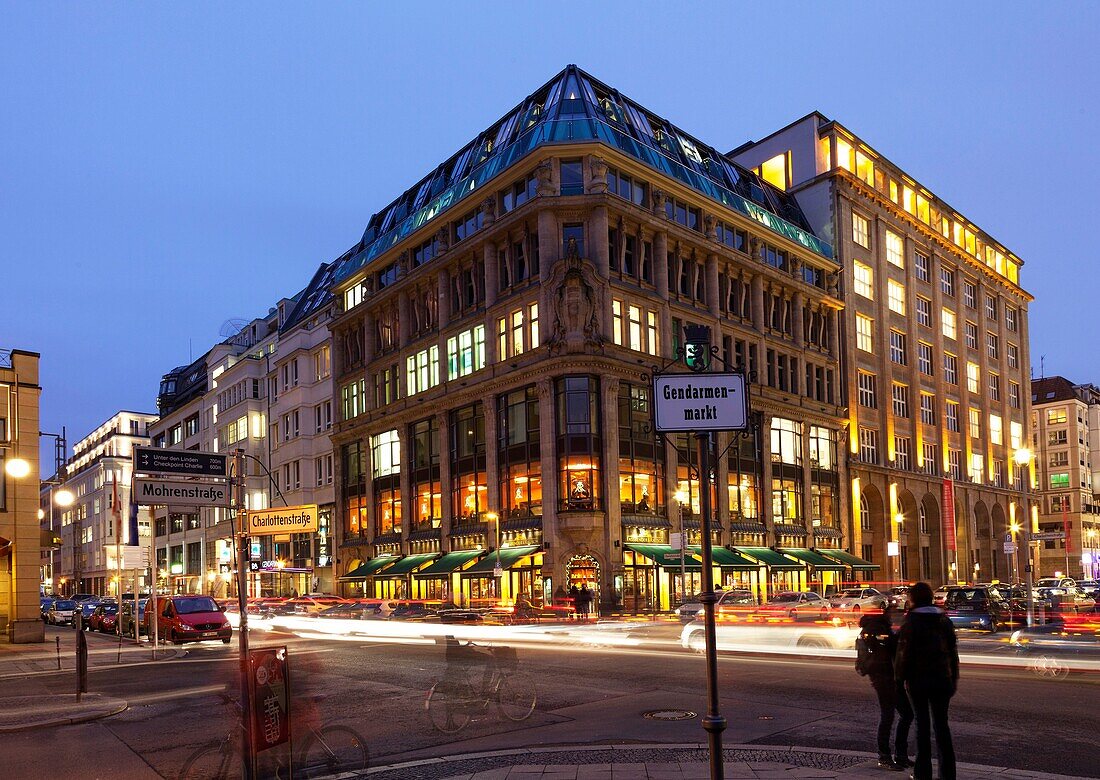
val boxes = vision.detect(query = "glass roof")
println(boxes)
[334,65,831,285]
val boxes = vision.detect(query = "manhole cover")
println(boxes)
[642,709,697,721]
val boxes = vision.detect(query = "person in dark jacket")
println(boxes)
[857,607,913,769]
[895,581,959,780]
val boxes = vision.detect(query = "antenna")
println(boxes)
[1040,355,1045,379]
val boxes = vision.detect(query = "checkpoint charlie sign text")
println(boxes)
[653,373,748,432]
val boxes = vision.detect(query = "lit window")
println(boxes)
[628,305,642,351]
[855,151,874,185]
[856,314,873,352]
[447,325,486,379]
[405,345,440,396]
[942,308,957,340]
[886,231,904,268]
[1047,408,1067,425]
[888,279,906,314]
[853,262,873,298]
[969,407,981,439]
[990,414,1003,445]
[1010,421,1023,449]
[852,213,870,248]
[612,300,623,346]
[647,312,659,356]
[967,361,980,393]
[759,152,788,189]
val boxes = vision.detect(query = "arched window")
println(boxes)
[859,495,871,531]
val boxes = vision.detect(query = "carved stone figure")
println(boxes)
[546,252,606,356]
[396,250,410,278]
[535,159,555,196]
[481,196,497,225]
[651,188,667,216]
[435,226,450,252]
[703,213,717,241]
[588,155,608,194]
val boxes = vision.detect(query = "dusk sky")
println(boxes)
[3,3,1098,467]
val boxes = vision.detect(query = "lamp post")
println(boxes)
[674,489,689,604]
[1013,447,1036,627]
[893,513,904,584]
[1009,520,1021,584]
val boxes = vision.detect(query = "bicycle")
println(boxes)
[178,692,369,779]
[424,639,537,734]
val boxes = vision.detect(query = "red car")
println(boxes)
[146,594,233,644]
[88,603,119,633]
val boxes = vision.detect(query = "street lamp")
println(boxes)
[1013,447,1036,627]
[4,457,30,479]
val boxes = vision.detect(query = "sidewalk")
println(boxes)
[0,632,180,678]
[365,744,1092,780]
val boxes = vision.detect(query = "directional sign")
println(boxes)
[134,446,227,477]
[1031,531,1066,542]
[133,477,230,507]
[653,373,747,432]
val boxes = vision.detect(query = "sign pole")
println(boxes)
[697,430,725,780]
[233,449,254,779]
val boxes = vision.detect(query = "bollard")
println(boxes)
[55,636,61,670]
[76,628,88,702]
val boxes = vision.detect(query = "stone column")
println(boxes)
[591,205,610,278]
[760,414,775,545]
[397,292,411,345]
[399,436,412,551]
[436,411,453,549]
[484,243,499,308]
[751,273,766,335]
[654,231,669,300]
[362,313,376,364]
[536,379,559,581]
[484,395,500,517]
[601,377,622,607]
[706,252,721,318]
[715,431,730,548]
[801,421,814,544]
[538,209,558,336]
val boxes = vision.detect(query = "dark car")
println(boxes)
[40,597,55,621]
[77,599,103,629]
[88,603,120,633]
[675,589,757,623]
[944,586,1010,632]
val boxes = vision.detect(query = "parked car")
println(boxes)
[40,597,55,621]
[1077,580,1100,599]
[77,599,103,628]
[828,587,888,613]
[70,593,98,604]
[88,603,120,633]
[46,599,76,625]
[944,586,1011,632]
[675,589,756,623]
[118,600,148,638]
[883,586,911,611]
[681,615,859,655]
[762,591,831,620]
[281,595,347,615]
[146,594,232,644]
[1037,577,1077,591]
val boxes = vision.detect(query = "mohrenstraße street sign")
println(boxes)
[133,446,227,477]
[653,372,747,432]
[133,478,231,507]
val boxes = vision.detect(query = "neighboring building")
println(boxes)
[54,411,158,596]
[1030,376,1100,580]
[329,65,852,613]
[149,279,340,598]
[1,349,44,642]
[267,263,339,594]
[733,113,1034,587]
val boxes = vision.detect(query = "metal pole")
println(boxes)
[697,431,725,780]
[233,449,254,779]
[1019,471,1035,628]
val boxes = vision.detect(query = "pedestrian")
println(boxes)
[895,581,959,780]
[856,606,913,770]
[579,583,593,619]
[569,584,581,619]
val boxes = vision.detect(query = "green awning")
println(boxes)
[625,544,702,570]
[375,553,439,576]
[415,550,483,577]
[816,548,880,571]
[463,545,541,575]
[337,555,399,581]
[734,547,803,570]
[690,546,757,569]
[778,548,846,570]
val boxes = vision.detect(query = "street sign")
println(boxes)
[493,564,503,577]
[670,532,685,550]
[133,477,230,507]
[1032,531,1066,541]
[247,504,319,535]
[133,446,227,477]
[653,372,747,432]
[1003,541,1017,554]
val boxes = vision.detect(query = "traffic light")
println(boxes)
[683,325,711,371]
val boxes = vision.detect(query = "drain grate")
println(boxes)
[642,709,697,721]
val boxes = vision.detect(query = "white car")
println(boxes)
[681,618,858,657]
[763,591,831,620]
[829,587,888,613]
[47,599,76,625]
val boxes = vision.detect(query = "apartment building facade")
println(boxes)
[329,66,857,613]
[52,411,158,596]
[733,113,1034,587]
[1030,376,1100,580]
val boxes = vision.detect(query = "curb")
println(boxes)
[0,697,129,733]
[364,742,1090,779]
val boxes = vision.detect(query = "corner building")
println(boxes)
[330,66,853,612]
[733,114,1033,587]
